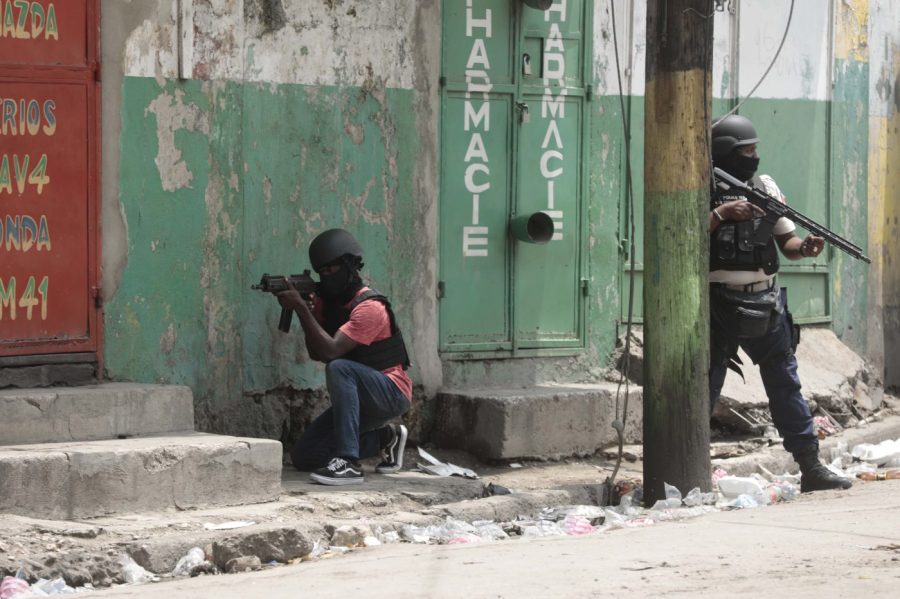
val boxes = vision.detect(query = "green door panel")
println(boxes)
[440,0,590,355]
[514,94,583,346]
[439,93,513,350]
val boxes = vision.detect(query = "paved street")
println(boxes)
[98,480,900,599]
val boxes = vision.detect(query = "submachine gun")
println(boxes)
[713,167,870,264]
[251,271,317,333]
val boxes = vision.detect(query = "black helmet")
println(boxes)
[308,229,363,271]
[711,115,760,159]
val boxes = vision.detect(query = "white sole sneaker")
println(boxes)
[376,424,408,474]
[309,472,365,486]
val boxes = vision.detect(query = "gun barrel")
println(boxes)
[713,168,870,264]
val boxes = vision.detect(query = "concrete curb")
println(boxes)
[713,414,900,477]
[5,417,899,588]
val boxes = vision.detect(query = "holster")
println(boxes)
[711,285,781,339]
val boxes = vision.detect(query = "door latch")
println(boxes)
[516,101,530,124]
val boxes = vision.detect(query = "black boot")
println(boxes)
[794,446,853,493]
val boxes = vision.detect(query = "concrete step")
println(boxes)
[0,433,282,520]
[434,383,643,460]
[0,383,194,445]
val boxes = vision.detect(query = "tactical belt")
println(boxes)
[712,278,776,294]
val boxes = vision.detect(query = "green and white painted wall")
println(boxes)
[98,1,898,451]
[100,0,442,443]
[865,0,900,389]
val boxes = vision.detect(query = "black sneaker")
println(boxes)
[310,457,364,486]
[376,424,408,474]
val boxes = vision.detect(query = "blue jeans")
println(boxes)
[709,288,816,456]
[291,359,410,470]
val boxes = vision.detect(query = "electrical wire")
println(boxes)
[606,0,637,495]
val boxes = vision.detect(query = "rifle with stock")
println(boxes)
[251,271,317,333]
[713,167,870,264]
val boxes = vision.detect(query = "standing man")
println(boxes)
[275,228,412,486]
[708,114,852,493]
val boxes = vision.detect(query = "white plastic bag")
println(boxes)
[172,547,206,577]
[120,554,155,584]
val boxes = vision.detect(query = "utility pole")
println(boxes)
[642,0,713,503]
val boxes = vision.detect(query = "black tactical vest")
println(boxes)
[710,175,780,275]
[322,289,411,371]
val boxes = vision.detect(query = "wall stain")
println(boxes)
[145,90,210,192]
[245,0,288,35]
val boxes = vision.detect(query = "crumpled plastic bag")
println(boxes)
[717,475,770,505]
[172,547,207,577]
[0,576,29,599]
[400,518,502,544]
[539,505,606,525]
[851,439,900,467]
[120,554,156,584]
[561,514,594,535]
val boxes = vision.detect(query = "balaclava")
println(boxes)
[318,255,363,305]
[716,150,760,182]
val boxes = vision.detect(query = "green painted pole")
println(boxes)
[642,0,712,504]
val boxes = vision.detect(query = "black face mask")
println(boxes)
[717,152,760,182]
[317,262,362,304]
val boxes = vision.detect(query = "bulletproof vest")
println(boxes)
[322,290,411,371]
[710,175,780,275]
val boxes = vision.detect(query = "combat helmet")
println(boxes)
[308,229,363,272]
[711,115,760,159]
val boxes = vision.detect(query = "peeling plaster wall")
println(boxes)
[102,0,439,445]
[867,0,900,389]
[831,0,870,355]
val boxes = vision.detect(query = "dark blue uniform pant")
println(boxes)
[709,288,817,456]
[290,359,410,471]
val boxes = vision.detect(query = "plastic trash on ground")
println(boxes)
[26,577,76,595]
[415,447,479,479]
[561,514,595,535]
[764,480,800,502]
[851,438,900,467]
[684,487,719,507]
[172,547,207,577]
[306,541,329,560]
[717,475,771,505]
[646,483,685,511]
[727,494,760,509]
[614,492,644,517]
[471,520,509,541]
[518,519,566,538]
[374,527,400,544]
[0,576,29,599]
[539,505,606,526]
[400,524,432,544]
[120,554,156,584]
[711,467,730,485]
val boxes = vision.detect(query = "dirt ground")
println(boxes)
[95,478,900,598]
[2,416,898,593]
